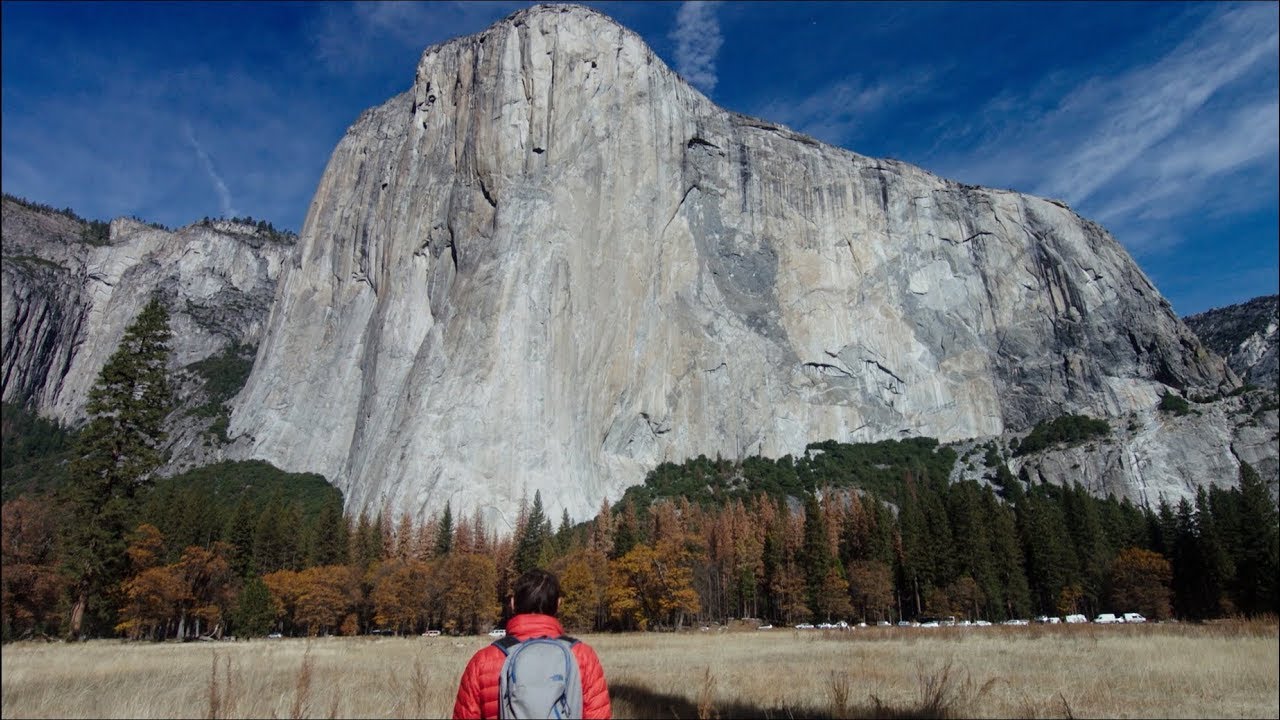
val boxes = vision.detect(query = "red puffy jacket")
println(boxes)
[451,613,611,719]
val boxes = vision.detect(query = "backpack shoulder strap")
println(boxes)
[492,634,521,654]
[559,634,580,646]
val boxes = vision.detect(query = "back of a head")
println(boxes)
[513,568,560,616]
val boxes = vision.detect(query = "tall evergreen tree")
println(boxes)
[434,503,454,556]
[60,297,173,638]
[515,491,552,573]
[1233,463,1280,614]
[800,494,832,618]
[222,498,256,578]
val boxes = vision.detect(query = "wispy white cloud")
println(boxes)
[184,120,238,218]
[924,3,1278,257]
[752,71,934,149]
[670,1,723,94]
[1029,4,1278,206]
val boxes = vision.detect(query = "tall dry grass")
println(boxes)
[2,620,1276,719]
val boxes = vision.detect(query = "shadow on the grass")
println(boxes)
[610,682,954,719]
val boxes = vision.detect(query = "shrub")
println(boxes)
[1158,393,1190,416]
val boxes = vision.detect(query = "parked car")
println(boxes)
[267,632,283,639]
[1122,612,1147,623]
[422,630,441,637]
[488,628,506,637]
[756,624,773,630]
[1094,613,1120,624]
[795,623,815,629]
[974,620,992,627]
[1064,614,1088,624]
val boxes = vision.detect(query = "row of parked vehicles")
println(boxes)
[770,612,1147,630]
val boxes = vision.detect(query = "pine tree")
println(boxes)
[232,575,277,637]
[1234,463,1280,615]
[800,494,832,618]
[222,498,256,578]
[60,296,173,638]
[434,503,454,556]
[515,491,552,573]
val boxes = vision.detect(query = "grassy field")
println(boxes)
[2,620,1276,719]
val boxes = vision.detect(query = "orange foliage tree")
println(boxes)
[1109,547,1173,620]
[847,559,894,623]
[1,496,67,639]
[371,558,430,634]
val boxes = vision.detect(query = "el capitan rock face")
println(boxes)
[223,4,1236,528]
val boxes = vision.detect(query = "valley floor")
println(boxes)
[1,620,1276,719]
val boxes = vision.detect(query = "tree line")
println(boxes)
[1,298,1276,641]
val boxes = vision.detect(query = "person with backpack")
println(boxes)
[452,568,611,719]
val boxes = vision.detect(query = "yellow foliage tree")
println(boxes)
[607,540,700,630]
[371,558,430,634]
[556,549,609,631]
[439,553,498,634]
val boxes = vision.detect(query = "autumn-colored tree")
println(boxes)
[439,553,499,634]
[295,572,349,635]
[270,565,359,636]
[393,512,416,560]
[1109,547,1173,620]
[262,569,302,633]
[556,549,609,631]
[607,539,700,630]
[175,542,235,638]
[847,559,894,623]
[115,524,185,640]
[2,496,68,640]
[946,576,985,621]
[125,524,167,571]
[371,558,430,634]
[773,562,810,625]
[814,564,854,622]
[115,565,188,640]
[588,497,614,556]
[1057,584,1085,617]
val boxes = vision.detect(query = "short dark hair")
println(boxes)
[513,568,560,616]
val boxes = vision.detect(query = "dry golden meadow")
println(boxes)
[2,619,1277,719]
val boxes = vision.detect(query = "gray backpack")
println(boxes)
[494,634,583,719]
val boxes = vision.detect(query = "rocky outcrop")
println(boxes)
[226,4,1237,527]
[1184,295,1279,391]
[1,197,293,468]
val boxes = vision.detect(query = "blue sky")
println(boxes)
[2,1,1276,316]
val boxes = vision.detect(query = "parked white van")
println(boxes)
[1064,614,1087,624]
[1094,613,1120,624]
[1122,612,1147,623]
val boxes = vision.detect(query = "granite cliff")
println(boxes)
[1184,295,1279,392]
[223,4,1239,526]
[1,196,293,470]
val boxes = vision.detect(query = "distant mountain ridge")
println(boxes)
[1184,295,1279,391]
